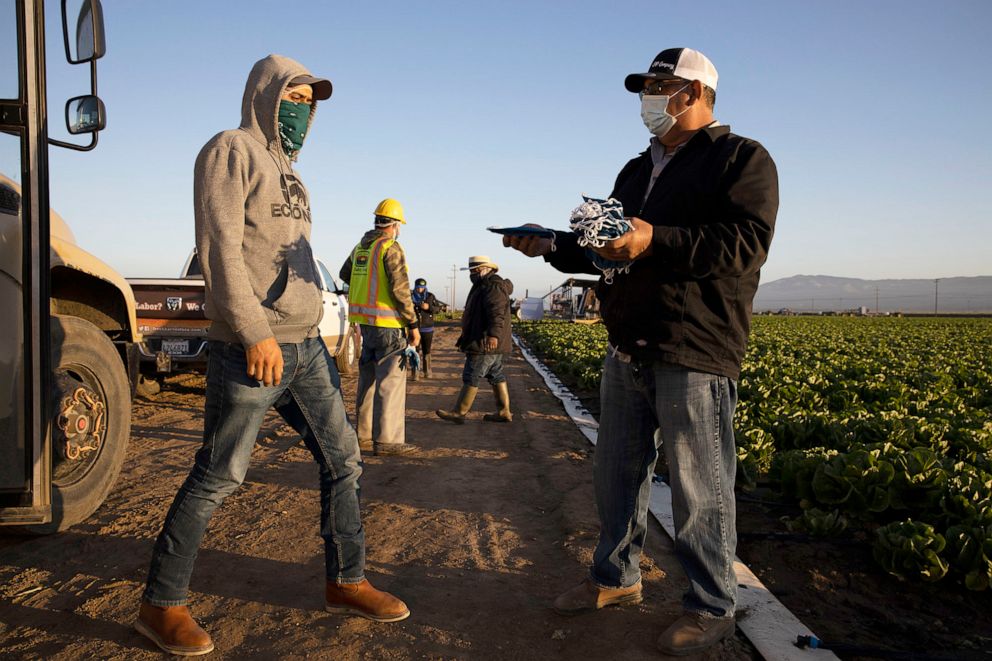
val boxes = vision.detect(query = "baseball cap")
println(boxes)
[624,48,718,93]
[415,278,427,287]
[289,74,333,100]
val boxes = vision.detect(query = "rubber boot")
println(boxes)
[423,354,432,379]
[410,352,420,381]
[436,385,478,424]
[483,381,513,423]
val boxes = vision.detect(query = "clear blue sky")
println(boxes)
[34,0,992,306]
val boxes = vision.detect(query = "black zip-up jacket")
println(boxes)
[546,125,778,379]
[413,291,441,330]
[456,274,514,355]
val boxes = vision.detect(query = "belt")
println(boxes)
[607,343,632,364]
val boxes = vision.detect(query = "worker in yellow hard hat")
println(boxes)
[340,198,419,455]
[372,198,405,225]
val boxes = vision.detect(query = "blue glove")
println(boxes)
[402,346,421,372]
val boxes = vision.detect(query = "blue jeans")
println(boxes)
[143,338,365,606]
[461,353,506,387]
[592,354,738,617]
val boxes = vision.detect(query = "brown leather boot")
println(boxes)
[656,612,736,656]
[553,577,642,615]
[482,381,513,422]
[325,579,410,622]
[435,385,478,424]
[134,602,214,656]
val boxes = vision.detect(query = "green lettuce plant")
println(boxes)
[812,448,895,513]
[944,524,992,591]
[873,519,949,582]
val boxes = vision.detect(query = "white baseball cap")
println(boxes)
[624,47,718,93]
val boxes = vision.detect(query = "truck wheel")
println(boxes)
[28,315,132,533]
[335,327,360,375]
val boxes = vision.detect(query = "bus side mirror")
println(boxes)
[65,95,106,134]
[63,0,106,64]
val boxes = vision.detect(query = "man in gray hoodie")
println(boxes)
[135,55,409,656]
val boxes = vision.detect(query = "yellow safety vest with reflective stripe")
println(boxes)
[348,237,405,328]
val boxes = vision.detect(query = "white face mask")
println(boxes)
[640,83,690,138]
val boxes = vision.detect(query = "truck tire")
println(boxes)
[29,315,132,533]
[335,326,360,375]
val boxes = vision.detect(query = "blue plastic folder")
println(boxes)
[487,225,557,239]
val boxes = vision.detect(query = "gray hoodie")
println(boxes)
[194,54,325,348]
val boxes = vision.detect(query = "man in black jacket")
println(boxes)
[436,256,514,424]
[502,48,778,656]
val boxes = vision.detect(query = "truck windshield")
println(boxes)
[317,260,336,292]
[185,252,201,277]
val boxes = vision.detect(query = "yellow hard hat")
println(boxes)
[373,198,406,224]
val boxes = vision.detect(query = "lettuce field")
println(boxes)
[514,316,992,591]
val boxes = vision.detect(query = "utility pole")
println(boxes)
[875,287,879,313]
[934,278,940,315]
[451,264,458,312]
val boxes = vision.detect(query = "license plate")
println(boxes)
[161,339,190,355]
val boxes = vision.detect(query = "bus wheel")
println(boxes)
[28,315,131,533]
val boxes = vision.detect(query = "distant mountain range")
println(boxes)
[754,275,992,313]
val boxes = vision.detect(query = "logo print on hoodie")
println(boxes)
[271,173,311,222]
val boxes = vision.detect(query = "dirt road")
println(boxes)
[0,326,756,659]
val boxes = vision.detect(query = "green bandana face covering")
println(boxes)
[278,100,311,156]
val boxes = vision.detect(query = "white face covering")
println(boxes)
[378,221,400,239]
[640,83,690,138]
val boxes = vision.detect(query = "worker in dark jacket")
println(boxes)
[436,256,514,424]
[410,278,441,380]
[502,48,778,656]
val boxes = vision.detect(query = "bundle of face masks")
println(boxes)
[569,195,634,284]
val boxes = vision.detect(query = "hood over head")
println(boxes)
[359,227,392,249]
[240,54,329,153]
